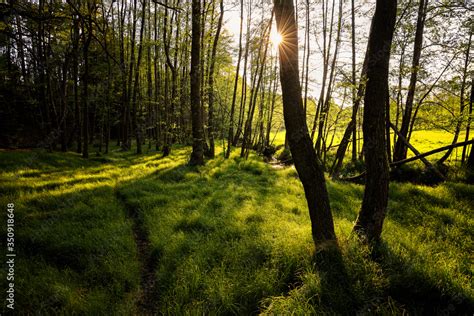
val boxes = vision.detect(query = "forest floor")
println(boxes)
[0,134,473,314]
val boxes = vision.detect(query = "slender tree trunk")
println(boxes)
[393,0,427,162]
[350,0,357,161]
[386,89,392,162]
[330,35,370,178]
[226,0,244,157]
[72,13,81,154]
[437,29,472,165]
[189,0,204,165]
[241,13,273,158]
[394,43,406,149]
[462,81,474,163]
[265,62,278,148]
[81,4,94,159]
[353,0,397,243]
[233,2,252,146]
[124,0,138,151]
[407,54,456,142]
[132,0,147,155]
[206,0,224,158]
[315,0,343,157]
[274,0,336,246]
[310,0,333,143]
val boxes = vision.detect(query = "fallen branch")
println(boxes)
[338,139,474,182]
[391,139,474,167]
[389,122,445,180]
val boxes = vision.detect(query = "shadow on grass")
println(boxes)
[115,156,297,314]
[373,242,474,315]
[313,246,358,314]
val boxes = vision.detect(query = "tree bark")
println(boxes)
[81,3,94,159]
[351,0,357,162]
[393,0,427,162]
[189,0,204,165]
[132,0,147,155]
[226,0,244,157]
[207,0,224,159]
[274,0,336,247]
[462,81,473,163]
[353,0,397,242]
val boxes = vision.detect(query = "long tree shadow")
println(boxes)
[115,155,307,314]
[313,245,359,314]
[374,242,474,315]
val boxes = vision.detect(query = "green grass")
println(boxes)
[0,140,472,314]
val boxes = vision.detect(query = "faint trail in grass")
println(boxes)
[115,187,158,315]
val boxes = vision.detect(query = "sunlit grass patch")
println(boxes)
[0,148,144,314]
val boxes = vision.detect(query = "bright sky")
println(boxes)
[220,0,374,101]
[220,0,471,106]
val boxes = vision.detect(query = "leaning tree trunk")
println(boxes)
[273,0,336,247]
[189,0,204,165]
[353,0,397,242]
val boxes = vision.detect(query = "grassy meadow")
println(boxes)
[0,130,473,314]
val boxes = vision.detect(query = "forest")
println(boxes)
[0,0,473,314]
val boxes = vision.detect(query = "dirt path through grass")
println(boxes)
[115,188,158,315]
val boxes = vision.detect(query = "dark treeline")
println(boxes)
[0,0,281,160]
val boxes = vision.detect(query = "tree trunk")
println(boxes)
[226,0,244,157]
[351,0,357,162]
[393,0,427,162]
[437,29,472,165]
[265,62,278,149]
[353,0,397,242]
[207,0,224,159]
[467,138,474,171]
[189,0,204,165]
[330,45,369,178]
[241,13,273,158]
[389,122,444,179]
[81,4,94,159]
[132,0,147,155]
[274,0,336,247]
[315,0,343,158]
[462,81,473,163]
[72,13,81,154]
[233,2,252,146]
